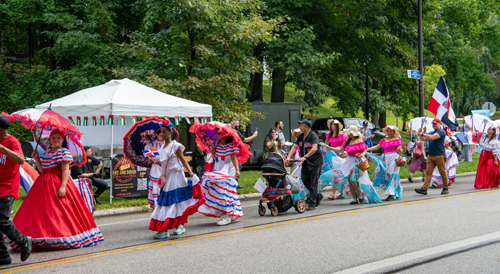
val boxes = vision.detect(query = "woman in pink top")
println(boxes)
[329,126,381,204]
[367,126,403,201]
[319,119,347,200]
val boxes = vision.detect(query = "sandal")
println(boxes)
[327,195,335,200]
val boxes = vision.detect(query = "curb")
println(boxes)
[94,206,150,217]
[93,172,478,217]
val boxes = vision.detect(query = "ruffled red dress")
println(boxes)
[10,148,103,249]
[474,137,500,189]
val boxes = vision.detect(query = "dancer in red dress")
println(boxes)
[11,129,103,249]
[474,126,500,189]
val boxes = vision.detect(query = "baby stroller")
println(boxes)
[258,153,306,216]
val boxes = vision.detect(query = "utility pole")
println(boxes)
[365,66,369,120]
[418,0,424,116]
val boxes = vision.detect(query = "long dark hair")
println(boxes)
[329,122,340,139]
[263,128,281,151]
[487,127,497,143]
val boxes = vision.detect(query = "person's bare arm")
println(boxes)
[58,162,70,198]
[230,154,240,179]
[367,143,381,152]
[95,161,103,173]
[244,131,258,143]
[176,147,194,177]
[285,144,298,163]
[0,144,24,164]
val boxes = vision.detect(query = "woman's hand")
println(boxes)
[235,171,240,179]
[495,161,498,166]
[188,171,195,177]
[355,153,363,158]
[57,186,66,198]
[31,150,39,159]
[158,175,167,189]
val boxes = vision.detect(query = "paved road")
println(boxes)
[2,175,500,273]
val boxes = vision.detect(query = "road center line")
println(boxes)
[3,189,499,274]
[333,231,500,274]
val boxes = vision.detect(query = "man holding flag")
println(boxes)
[415,76,457,195]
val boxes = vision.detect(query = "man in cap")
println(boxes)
[285,119,323,210]
[0,114,32,264]
[415,118,449,195]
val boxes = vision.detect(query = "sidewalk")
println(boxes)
[93,171,477,218]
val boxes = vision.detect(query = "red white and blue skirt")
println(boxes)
[198,171,243,221]
[10,168,103,249]
[149,172,205,231]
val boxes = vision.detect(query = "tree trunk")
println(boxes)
[372,111,379,126]
[247,45,264,102]
[247,72,263,102]
[271,69,286,102]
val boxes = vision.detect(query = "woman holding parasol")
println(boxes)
[190,121,251,226]
[148,123,205,239]
[3,109,102,249]
[14,129,103,249]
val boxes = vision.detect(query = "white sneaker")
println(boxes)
[216,216,231,226]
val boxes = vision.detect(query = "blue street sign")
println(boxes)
[407,70,420,79]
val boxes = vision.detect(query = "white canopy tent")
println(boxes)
[36,78,212,203]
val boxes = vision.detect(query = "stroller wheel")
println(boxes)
[270,206,279,216]
[258,206,266,216]
[294,198,306,213]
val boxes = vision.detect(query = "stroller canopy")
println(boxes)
[261,153,287,174]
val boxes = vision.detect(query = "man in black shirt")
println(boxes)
[70,146,108,203]
[285,120,323,211]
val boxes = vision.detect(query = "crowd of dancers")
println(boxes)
[0,112,499,265]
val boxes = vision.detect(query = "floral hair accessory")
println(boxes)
[167,122,174,130]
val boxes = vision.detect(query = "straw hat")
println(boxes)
[327,119,343,131]
[344,125,360,137]
[383,125,400,138]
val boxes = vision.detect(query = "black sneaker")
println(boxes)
[94,195,101,205]
[414,188,427,195]
[441,188,449,195]
[315,193,323,207]
[422,177,425,182]
[385,195,395,201]
[408,177,413,183]
[306,204,316,211]
[0,257,11,265]
[20,236,32,262]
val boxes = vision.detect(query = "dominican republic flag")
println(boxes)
[427,76,458,130]
[19,162,39,193]
[144,148,160,158]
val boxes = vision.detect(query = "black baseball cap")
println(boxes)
[0,114,10,129]
[298,120,312,128]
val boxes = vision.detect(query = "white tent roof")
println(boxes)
[36,78,212,117]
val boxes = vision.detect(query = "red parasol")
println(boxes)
[189,121,251,165]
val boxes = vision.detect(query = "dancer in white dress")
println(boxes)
[144,127,165,209]
[149,124,205,239]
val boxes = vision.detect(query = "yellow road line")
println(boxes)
[2,188,499,273]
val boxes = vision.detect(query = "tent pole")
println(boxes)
[110,118,114,204]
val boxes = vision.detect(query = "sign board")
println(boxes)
[482,102,496,116]
[407,70,420,79]
[112,155,150,197]
[471,109,491,119]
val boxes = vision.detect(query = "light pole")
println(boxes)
[418,0,424,116]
